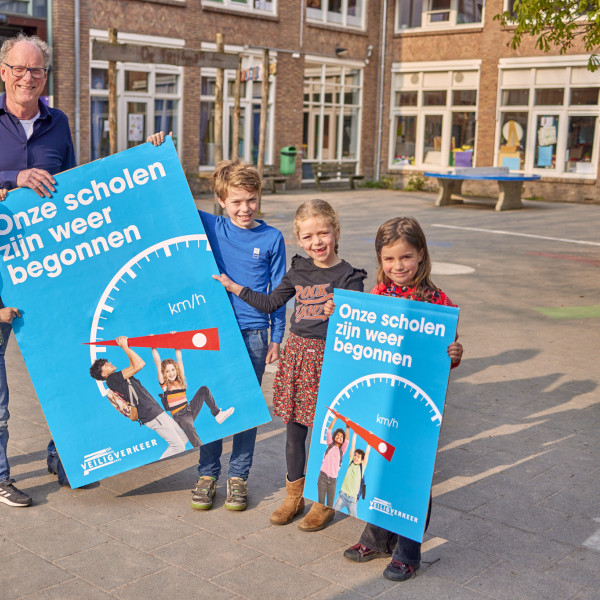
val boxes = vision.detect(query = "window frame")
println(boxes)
[306,0,366,30]
[395,0,484,32]
[201,0,276,15]
[388,60,481,171]
[89,31,184,161]
[198,46,277,170]
[302,58,364,174]
[496,56,600,178]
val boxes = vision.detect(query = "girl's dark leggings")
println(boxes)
[286,421,309,482]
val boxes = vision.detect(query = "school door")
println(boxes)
[120,99,151,150]
[305,109,338,162]
[420,113,448,169]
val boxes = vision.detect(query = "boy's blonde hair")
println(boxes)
[212,159,262,201]
[293,199,340,254]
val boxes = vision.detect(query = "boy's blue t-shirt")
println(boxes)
[199,210,286,344]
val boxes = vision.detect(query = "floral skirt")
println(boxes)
[272,332,325,427]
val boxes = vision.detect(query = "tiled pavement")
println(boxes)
[2,188,599,599]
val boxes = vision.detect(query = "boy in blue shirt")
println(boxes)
[147,132,286,511]
[195,159,286,510]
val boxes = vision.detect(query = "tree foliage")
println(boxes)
[496,0,600,71]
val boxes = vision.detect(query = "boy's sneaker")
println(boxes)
[215,407,235,424]
[225,477,247,511]
[0,479,32,507]
[191,476,217,510]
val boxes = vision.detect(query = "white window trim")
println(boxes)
[395,0,485,33]
[306,0,366,31]
[302,60,364,169]
[201,0,277,16]
[389,60,480,171]
[89,31,184,158]
[495,60,600,178]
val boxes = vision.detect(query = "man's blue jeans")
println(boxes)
[197,329,268,480]
[0,321,12,483]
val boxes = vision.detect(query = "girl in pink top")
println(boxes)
[317,417,349,507]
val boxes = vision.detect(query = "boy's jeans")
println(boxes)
[197,329,268,480]
[333,490,358,517]
[0,321,11,483]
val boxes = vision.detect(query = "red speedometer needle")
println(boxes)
[329,407,395,462]
[85,328,219,351]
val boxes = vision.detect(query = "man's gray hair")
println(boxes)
[0,33,52,68]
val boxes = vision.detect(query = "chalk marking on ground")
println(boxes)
[583,518,600,552]
[431,224,600,247]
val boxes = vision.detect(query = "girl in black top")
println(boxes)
[214,199,366,532]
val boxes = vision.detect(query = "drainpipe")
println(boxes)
[74,0,81,163]
[375,0,388,181]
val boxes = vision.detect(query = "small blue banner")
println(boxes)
[304,289,459,542]
[0,139,270,487]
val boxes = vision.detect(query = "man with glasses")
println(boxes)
[0,33,75,507]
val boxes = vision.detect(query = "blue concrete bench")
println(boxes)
[424,167,541,211]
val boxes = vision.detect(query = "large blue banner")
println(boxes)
[0,139,270,488]
[304,289,459,542]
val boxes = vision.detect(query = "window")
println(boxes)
[199,54,275,168]
[201,0,275,14]
[389,63,479,169]
[0,0,47,17]
[307,0,364,29]
[396,0,482,30]
[89,63,182,161]
[497,61,600,176]
[302,63,363,175]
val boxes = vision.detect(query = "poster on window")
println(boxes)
[303,289,459,542]
[0,138,271,487]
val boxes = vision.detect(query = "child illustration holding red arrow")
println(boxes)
[151,346,234,447]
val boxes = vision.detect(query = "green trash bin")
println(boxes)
[280,146,297,175]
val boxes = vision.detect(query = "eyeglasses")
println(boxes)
[3,63,48,79]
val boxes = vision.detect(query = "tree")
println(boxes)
[496,0,600,71]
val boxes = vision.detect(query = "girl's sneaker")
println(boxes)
[383,560,419,581]
[215,407,234,424]
[191,476,217,510]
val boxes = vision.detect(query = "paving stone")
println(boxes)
[50,486,145,526]
[421,539,499,585]
[242,520,346,566]
[470,496,567,534]
[468,523,573,572]
[153,529,261,578]
[556,548,600,589]
[1,550,73,597]
[303,549,399,597]
[112,566,233,600]
[19,577,116,600]
[212,554,330,599]
[99,508,197,551]
[376,574,493,600]
[0,502,62,533]
[465,559,583,600]
[8,515,110,560]
[55,540,168,590]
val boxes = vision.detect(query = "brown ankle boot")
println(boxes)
[270,476,305,525]
[297,501,335,532]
